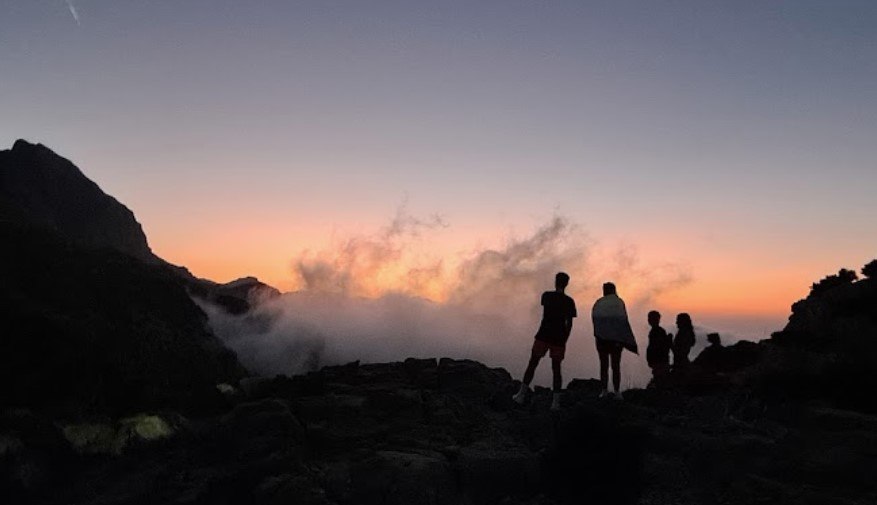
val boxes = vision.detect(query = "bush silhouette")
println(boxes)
[862,259,877,279]
[810,268,858,297]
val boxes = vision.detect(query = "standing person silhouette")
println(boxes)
[591,282,638,400]
[512,272,577,411]
[672,313,696,369]
[646,310,672,387]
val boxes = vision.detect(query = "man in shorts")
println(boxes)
[512,272,577,411]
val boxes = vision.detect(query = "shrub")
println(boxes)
[810,268,858,297]
[862,259,877,279]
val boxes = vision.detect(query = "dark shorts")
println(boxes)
[532,339,565,360]
[595,338,623,356]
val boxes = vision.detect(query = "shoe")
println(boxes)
[512,384,530,405]
[598,389,610,399]
[613,391,624,401]
[550,393,562,411]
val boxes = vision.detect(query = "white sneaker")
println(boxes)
[613,391,624,401]
[599,389,610,399]
[550,393,562,411]
[512,384,530,405]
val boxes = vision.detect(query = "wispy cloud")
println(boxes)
[65,0,80,26]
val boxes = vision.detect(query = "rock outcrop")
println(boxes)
[767,262,877,413]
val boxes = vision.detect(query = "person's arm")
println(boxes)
[565,299,576,338]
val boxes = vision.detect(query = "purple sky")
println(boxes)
[2,1,876,343]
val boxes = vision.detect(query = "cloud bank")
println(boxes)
[200,212,693,388]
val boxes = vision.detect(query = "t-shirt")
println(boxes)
[534,291,577,345]
[646,326,671,366]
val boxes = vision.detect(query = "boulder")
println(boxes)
[217,399,305,459]
[346,450,458,505]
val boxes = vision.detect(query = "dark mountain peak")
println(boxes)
[226,276,260,287]
[12,138,39,151]
[189,275,282,314]
[1,139,281,313]
[11,138,57,155]
[1,139,157,263]
[222,276,281,297]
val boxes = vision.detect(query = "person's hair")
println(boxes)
[676,313,693,329]
[555,272,570,287]
[648,310,661,320]
[602,282,616,295]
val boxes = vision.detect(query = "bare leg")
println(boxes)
[611,349,622,393]
[551,358,563,392]
[522,354,540,386]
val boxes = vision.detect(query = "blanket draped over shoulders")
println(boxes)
[591,294,639,354]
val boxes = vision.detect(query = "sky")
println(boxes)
[2,1,877,354]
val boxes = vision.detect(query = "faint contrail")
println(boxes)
[65,0,81,26]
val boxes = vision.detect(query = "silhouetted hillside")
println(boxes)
[763,262,877,412]
[0,221,244,417]
[0,140,157,263]
[775,266,877,350]
[0,139,278,314]
[0,140,277,417]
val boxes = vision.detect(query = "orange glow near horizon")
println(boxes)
[150,219,820,324]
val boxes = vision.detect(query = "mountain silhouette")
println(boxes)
[1,140,157,262]
[0,140,281,418]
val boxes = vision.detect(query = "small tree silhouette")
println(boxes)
[862,259,877,279]
[810,268,858,297]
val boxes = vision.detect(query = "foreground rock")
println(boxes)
[3,358,876,505]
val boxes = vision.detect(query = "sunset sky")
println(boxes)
[3,1,877,341]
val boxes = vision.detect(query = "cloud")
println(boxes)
[199,211,693,388]
[294,203,448,299]
[597,242,694,308]
[65,0,81,26]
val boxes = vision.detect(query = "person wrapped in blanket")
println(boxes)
[591,282,638,400]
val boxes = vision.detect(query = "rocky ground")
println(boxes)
[4,357,876,505]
